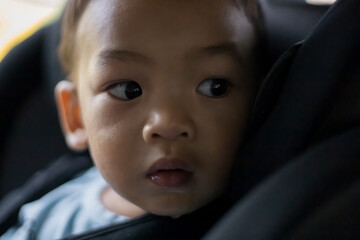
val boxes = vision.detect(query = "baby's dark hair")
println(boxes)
[58,0,265,79]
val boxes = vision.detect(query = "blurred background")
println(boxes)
[0,0,65,61]
[0,0,335,62]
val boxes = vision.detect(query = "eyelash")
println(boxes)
[106,77,231,101]
[106,80,142,101]
[196,77,231,98]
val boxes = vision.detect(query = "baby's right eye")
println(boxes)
[107,81,142,100]
[196,78,229,98]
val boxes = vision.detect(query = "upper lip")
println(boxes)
[146,157,191,176]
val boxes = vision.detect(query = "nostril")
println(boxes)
[181,132,188,137]
[150,132,188,140]
[151,133,160,138]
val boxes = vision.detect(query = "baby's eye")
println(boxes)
[196,78,229,98]
[107,81,142,100]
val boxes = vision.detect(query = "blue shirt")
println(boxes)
[0,167,129,240]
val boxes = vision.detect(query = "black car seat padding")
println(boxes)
[234,0,360,192]
[205,0,360,238]
[0,18,70,197]
[204,128,360,240]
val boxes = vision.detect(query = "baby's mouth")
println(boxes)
[146,158,193,188]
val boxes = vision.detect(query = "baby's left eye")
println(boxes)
[107,80,142,100]
[196,78,229,98]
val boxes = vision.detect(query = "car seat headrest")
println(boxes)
[230,0,360,196]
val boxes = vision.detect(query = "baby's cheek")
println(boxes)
[87,126,126,167]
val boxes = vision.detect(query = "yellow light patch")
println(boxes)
[306,0,336,5]
[0,0,65,61]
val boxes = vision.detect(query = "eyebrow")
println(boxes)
[197,42,245,63]
[97,49,151,64]
[97,43,245,65]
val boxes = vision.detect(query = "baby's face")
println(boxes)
[75,0,255,217]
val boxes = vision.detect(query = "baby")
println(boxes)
[1,0,264,238]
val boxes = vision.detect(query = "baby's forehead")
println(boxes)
[76,0,254,63]
[79,0,252,35]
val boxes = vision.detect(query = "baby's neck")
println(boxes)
[101,187,146,218]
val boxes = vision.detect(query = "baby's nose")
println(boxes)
[142,109,195,144]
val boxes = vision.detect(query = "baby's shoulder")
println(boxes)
[2,166,126,239]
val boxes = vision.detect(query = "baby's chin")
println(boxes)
[141,196,214,218]
[148,206,198,218]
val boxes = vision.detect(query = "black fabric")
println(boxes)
[204,128,360,240]
[0,27,44,155]
[0,152,92,236]
[249,42,301,134]
[232,0,360,194]
[260,0,329,69]
[0,17,70,197]
[289,179,360,240]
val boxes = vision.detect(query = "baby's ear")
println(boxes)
[55,80,88,151]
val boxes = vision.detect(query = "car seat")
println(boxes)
[0,17,72,197]
[0,0,330,200]
[260,0,330,69]
[205,0,360,238]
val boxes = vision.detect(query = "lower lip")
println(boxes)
[147,170,192,188]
